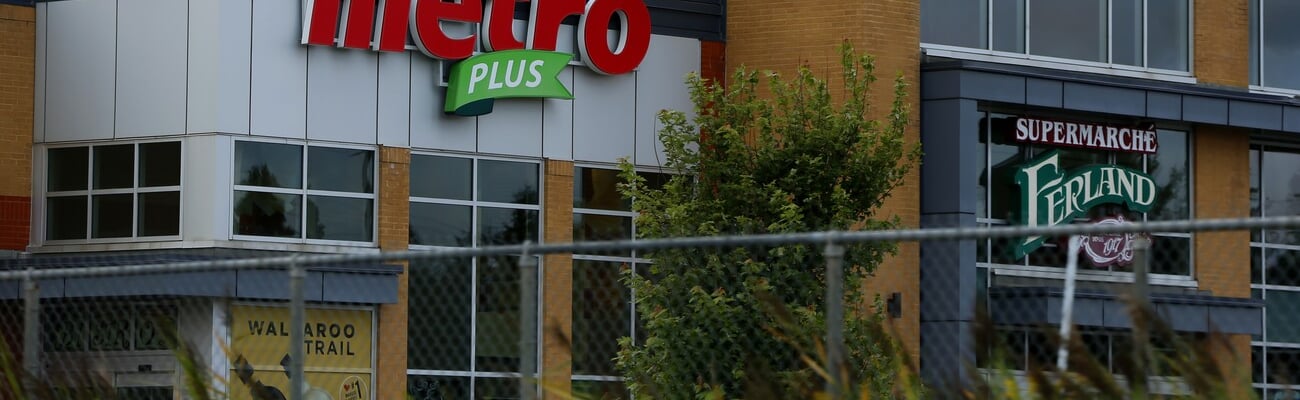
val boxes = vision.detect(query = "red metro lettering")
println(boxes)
[302,0,651,74]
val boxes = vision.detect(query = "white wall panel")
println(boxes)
[376,52,411,147]
[409,57,476,152]
[188,0,251,135]
[249,0,306,139]
[542,67,574,160]
[33,2,46,143]
[116,0,188,138]
[307,46,378,144]
[635,35,699,167]
[182,135,232,241]
[44,0,116,142]
[478,99,542,157]
[572,68,635,163]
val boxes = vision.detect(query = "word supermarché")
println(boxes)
[302,0,651,75]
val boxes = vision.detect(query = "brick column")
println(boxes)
[542,159,574,399]
[376,146,410,400]
[1194,0,1249,87]
[0,4,34,251]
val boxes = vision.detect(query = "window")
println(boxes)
[1250,145,1300,396]
[922,0,1190,72]
[976,113,1192,276]
[570,166,667,393]
[406,154,541,394]
[45,142,182,241]
[232,141,375,243]
[1250,0,1300,92]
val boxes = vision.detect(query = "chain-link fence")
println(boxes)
[2,216,1299,399]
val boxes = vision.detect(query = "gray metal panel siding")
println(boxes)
[322,272,399,303]
[1025,78,1063,108]
[1146,92,1182,120]
[921,70,962,100]
[1182,96,1229,125]
[64,272,236,297]
[645,0,723,41]
[1284,106,1300,133]
[1208,306,1263,335]
[920,98,981,215]
[1157,303,1209,332]
[918,213,977,322]
[1229,100,1283,130]
[1062,83,1145,117]
[963,71,1025,104]
[236,269,325,301]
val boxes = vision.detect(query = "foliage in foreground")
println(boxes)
[613,41,920,398]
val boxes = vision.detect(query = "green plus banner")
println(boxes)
[444,50,574,116]
[1014,150,1158,259]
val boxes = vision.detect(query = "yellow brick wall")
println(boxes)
[542,159,574,399]
[0,4,33,251]
[1194,127,1251,298]
[726,0,922,357]
[376,146,410,400]
[1194,0,1250,87]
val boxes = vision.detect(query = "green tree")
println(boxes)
[615,42,921,398]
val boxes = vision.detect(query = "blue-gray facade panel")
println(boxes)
[1062,83,1146,117]
[1183,96,1229,125]
[1229,101,1284,130]
[1146,91,1182,120]
[1026,78,1063,108]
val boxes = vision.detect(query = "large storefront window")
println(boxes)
[45,141,182,242]
[922,0,1190,72]
[1250,145,1300,396]
[232,141,376,243]
[570,167,668,394]
[976,113,1192,276]
[407,154,541,397]
[1250,0,1300,92]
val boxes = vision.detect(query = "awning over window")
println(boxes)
[989,286,1262,335]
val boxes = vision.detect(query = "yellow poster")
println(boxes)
[229,304,373,400]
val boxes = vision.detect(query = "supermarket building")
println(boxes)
[5,0,1300,398]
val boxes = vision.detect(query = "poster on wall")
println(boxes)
[229,304,373,400]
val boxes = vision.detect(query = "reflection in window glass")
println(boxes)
[475,256,537,372]
[138,192,180,237]
[1029,0,1106,62]
[921,0,987,49]
[232,191,301,238]
[409,203,471,247]
[1263,150,1300,245]
[1150,130,1189,221]
[306,196,373,242]
[479,160,539,204]
[408,259,473,371]
[573,260,631,376]
[307,147,374,193]
[410,155,472,200]
[46,196,86,240]
[572,380,628,400]
[478,207,539,245]
[575,167,630,211]
[91,194,133,238]
[991,0,1025,53]
[1260,0,1300,90]
[408,375,470,400]
[139,142,181,187]
[1251,0,1260,85]
[1111,0,1143,67]
[1148,0,1189,71]
[574,214,632,242]
[235,142,301,189]
[93,145,134,190]
[48,147,88,192]
[1264,249,1300,287]
[1149,237,1190,276]
[1268,290,1300,343]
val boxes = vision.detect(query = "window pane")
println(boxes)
[572,380,629,400]
[48,147,88,192]
[410,203,472,247]
[1252,147,1261,218]
[1263,149,1300,245]
[1149,236,1189,276]
[308,147,374,193]
[411,155,472,200]
[1255,247,1264,284]
[89,311,130,350]
[921,0,988,49]
[138,191,180,236]
[91,194,133,238]
[988,116,1023,222]
[1251,0,1260,85]
[991,0,1025,52]
[479,207,539,246]
[233,190,301,238]
[575,167,630,211]
[306,196,373,242]
[139,142,181,187]
[46,196,86,240]
[475,256,538,372]
[408,259,473,370]
[573,260,631,376]
[1262,0,1300,90]
[235,142,302,189]
[1029,0,1106,62]
[1270,347,1300,386]
[408,376,469,400]
[1268,290,1300,343]
[475,377,521,399]
[977,114,988,219]
[1112,0,1143,66]
[1148,0,1189,71]
[574,213,632,246]
[1148,130,1189,221]
[1264,248,1300,287]
[637,171,672,191]
[479,160,539,204]
[93,144,134,190]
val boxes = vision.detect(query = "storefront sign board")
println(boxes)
[229,304,373,400]
[1015,150,1158,258]
[1014,117,1159,154]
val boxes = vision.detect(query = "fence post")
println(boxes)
[289,261,306,400]
[1130,236,1151,399]
[1056,236,1083,372]
[824,242,845,399]
[519,244,539,400]
[22,267,40,392]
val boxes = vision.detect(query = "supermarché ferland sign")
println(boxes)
[301,0,652,116]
